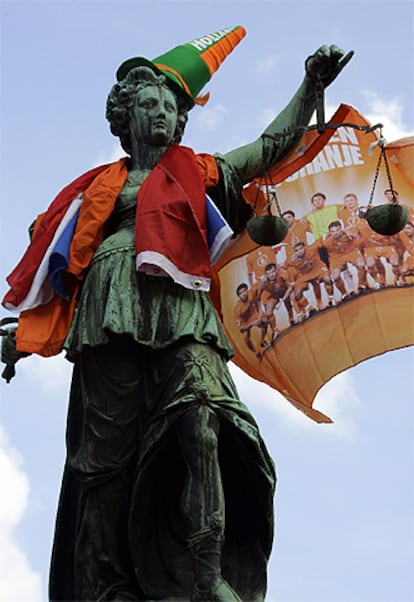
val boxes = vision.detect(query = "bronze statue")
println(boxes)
[1,27,352,601]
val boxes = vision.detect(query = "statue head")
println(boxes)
[107,26,246,153]
[106,66,189,153]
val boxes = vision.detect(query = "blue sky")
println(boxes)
[1,1,413,601]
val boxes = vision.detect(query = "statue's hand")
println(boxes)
[305,45,354,88]
[0,326,30,383]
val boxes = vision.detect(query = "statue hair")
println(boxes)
[105,65,188,153]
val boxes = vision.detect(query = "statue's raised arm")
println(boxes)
[224,44,354,184]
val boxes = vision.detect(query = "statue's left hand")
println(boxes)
[305,44,354,88]
[0,324,31,383]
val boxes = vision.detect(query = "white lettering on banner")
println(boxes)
[310,151,331,174]
[330,126,359,145]
[285,127,365,182]
[190,28,233,51]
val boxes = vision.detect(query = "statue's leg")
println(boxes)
[177,405,242,601]
[52,340,146,601]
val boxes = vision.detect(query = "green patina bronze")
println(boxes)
[366,203,409,236]
[2,44,352,602]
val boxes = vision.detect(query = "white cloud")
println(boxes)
[255,54,280,76]
[93,142,126,167]
[19,353,72,395]
[312,371,360,440]
[192,104,227,131]
[0,426,43,602]
[230,362,360,440]
[0,429,28,528]
[256,90,414,147]
[322,101,340,123]
[256,101,347,138]
[256,106,279,131]
[361,90,414,142]
[230,362,309,423]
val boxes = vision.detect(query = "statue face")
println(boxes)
[130,85,178,147]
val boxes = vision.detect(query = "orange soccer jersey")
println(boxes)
[259,268,291,305]
[234,288,260,327]
[360,222,398,260]
[324,231,363,270]
[247,248,275,284]
[338,206,365,234]
[283,219,312,261]
[399,229,414,269]
[287,244,329,287]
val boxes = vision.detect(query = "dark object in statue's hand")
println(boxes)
[2,364,16,384]
[0,319,30,383]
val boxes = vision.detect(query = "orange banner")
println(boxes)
[216,105,414,422]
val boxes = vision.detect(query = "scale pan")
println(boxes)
[246,215,289,246]
[366,204,408,235]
